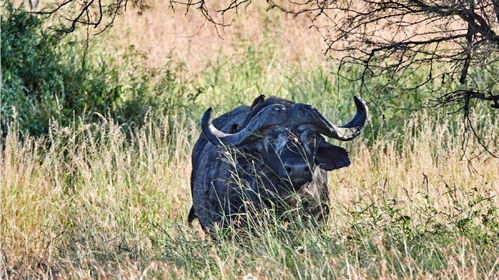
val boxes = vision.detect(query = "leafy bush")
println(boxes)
[1,4,196,136]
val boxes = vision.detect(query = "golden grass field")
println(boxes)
[1,112,498,278]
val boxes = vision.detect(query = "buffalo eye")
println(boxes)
[264,127,286,142]
[229,124,240,133]
[296,128,317,146]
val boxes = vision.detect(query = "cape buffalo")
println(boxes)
[189,95,368,232]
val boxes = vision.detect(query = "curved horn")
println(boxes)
[293,96,368,141]
[250,94,266,110]
[201,104,287,147]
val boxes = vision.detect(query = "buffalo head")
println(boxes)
[200,96,368,191]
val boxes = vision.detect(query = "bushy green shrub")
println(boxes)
[1,4,196,136]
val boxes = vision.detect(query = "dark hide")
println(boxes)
[315,142,351,171]
[189,96,366,232]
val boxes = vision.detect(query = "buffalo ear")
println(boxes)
[315,142,351,171]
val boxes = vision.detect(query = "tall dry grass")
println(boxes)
[106,0,326,70]
[1,112,497,278]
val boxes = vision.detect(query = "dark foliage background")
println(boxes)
[1,4,197,136]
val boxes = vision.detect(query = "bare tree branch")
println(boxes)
[28,0,499,154]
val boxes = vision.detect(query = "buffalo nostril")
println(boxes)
[284,164,310,176]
